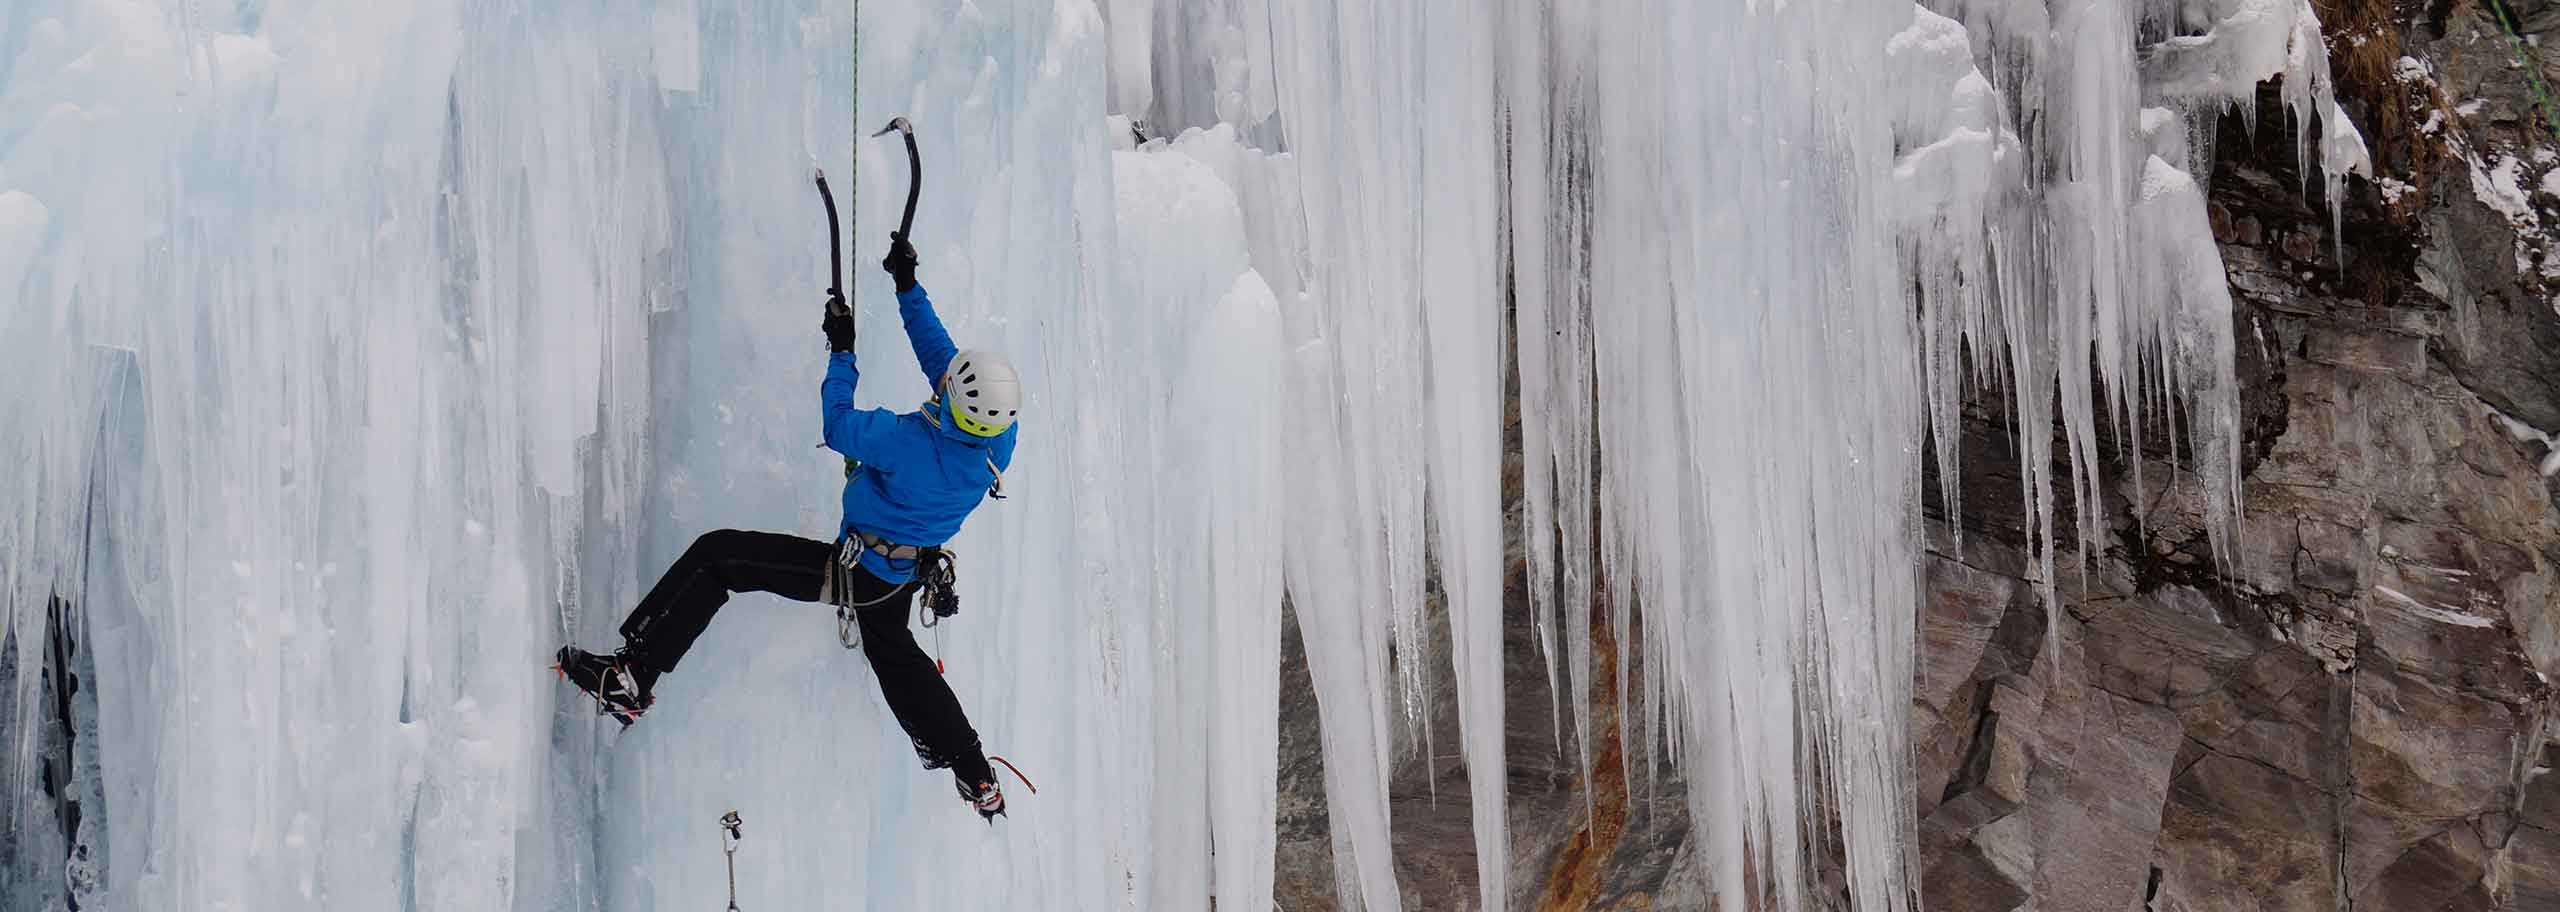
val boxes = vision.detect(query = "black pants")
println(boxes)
[618,529,991,784]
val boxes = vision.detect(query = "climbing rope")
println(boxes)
[719,810,744,911]
[2486,0,2560,143]
[989,755,1040,795]
[860,0,870,256]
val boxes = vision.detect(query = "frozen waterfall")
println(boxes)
[0,0,2359,909]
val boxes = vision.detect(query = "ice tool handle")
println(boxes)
[873,116,921,243]
[813,170,845,317]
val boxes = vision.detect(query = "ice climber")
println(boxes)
[557,232,1021,821]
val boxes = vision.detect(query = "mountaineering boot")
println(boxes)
[957,773,1005,822]
[555,646,656,726]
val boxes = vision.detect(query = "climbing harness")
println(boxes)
[852,529,927,562]
[718,810,744,911]
[823,535,911,650]
[822,534,962,652]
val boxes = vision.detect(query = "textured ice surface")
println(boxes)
[1,0,2358,909]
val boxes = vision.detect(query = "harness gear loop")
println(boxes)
[719,810,744,912]
[823,534,921,650]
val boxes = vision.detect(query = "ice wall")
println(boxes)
[1122,1,2362,910]
[2,1,647,907]
[4,0,1303,909]
[1,0,2360,910]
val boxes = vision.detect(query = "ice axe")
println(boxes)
[811,117,919,320]
[872,116,922,245]
[813,168,846,316]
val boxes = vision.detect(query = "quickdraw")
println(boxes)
[915,548,961,628]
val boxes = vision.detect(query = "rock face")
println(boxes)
[1273,2,2560,909]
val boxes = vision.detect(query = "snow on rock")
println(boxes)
[2139,0,2367,231]
[2380,176,2420,204]
[2474,152,2539,230]
[2372,584,2497,628]
[2450,140,2558,275]
[2396,54,2434,84]
[2325,99,2374,180]
[1887,6,2020,232]
[2488,405,2560,477]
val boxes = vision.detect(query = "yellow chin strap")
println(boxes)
[952,407,1007,438]
[926,394,1009,438]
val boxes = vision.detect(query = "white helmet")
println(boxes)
[941,350,1022,437]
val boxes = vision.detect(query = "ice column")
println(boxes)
[1,1,674,908]
[1145,0,2366,910]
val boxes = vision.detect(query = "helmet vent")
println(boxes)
[962,374,977,384]
[967,390,979,398]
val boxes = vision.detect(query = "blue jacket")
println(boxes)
[822,284,1017,583]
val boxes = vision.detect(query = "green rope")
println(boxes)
[2486,0,2560,143]
[860,0,870,249]
[847,0,862,481]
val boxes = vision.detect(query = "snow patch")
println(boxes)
[2378,177,2418,204]
[2373,585,2495,628]
[2324,99,2372,178]
[2394,55,2433,84]
[2470,153,2543,243]
[2487,406,2560,476]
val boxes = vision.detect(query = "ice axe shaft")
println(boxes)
[813,169,844,316]
[872,117,921,241]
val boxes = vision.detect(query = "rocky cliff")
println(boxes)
[1273,1,2560,908]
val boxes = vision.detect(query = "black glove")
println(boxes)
[822,292,856,353]
[882,232,919,293]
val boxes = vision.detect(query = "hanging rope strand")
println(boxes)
[860,0,870,263]
[719,810,744,911]
[989,755,1039,795]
